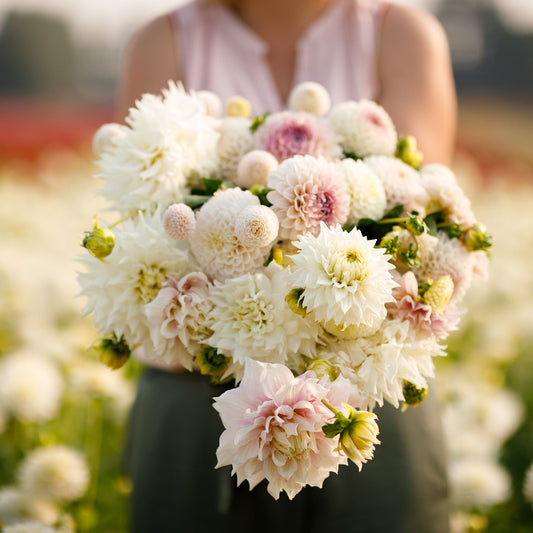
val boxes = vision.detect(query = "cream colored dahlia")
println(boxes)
[163,203,196,240]
[216,117,254,180]
[92,122,126,158]
[18,446,89,503]
[0,352,62,424]
[288,82,331,116]
[98,82,219,214]
[289,223,396,330]
[235,150,279,189]
[329,100,397,158]
[267,155,349,241]
[190,188,272,281]
[78,209,191,349]
[363,155,429,215]
[195,90,222,117]
[234,205,279,247]
[205,263,319,380]
[337,159,387,225]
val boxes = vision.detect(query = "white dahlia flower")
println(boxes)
[329,100,397,158]
[98,82,219,214]
[289,223,396,330]
[288,81,331,116]
[235,150,278,189]
[163,203,196,240]
[92,122,126,159]
[205,263,319,380]
[267,155,349,241]
[234,205,279,248]
[363,155,429,215]
[18,446,89,503]
[337,159,387,225]
[0,352,62,424]
[78,209,191,349]
[0,487,27,524]
[195,90,222,117]
[190,188,272,281]
[216,117,254,180]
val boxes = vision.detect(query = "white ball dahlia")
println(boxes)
[329,100,397,158]
[190,188,272,281]
[267,155,349,241]
[337,158,387,225]
[235,150,278,189]
[92,122,126,159]
[289,223,396,330]
[288,81,331,116]
[195,90,222,118]
[234,205,279,247]
[18,446,89,503]
[216,117,254,180]
[163,203,196,240]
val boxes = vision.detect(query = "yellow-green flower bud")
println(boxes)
[225,96,252,118]
[402,380,428,409]
[272,247,284,266]
[94,334,131,370]
[379,232,401,260]
[83,218,115,261]
[285,288,307,317]
[423,275,454,314]
[395,135,424,169]
[463,224,492,252]
[195,347,230,384]
[307,358,339,382]
[405,214,428,236]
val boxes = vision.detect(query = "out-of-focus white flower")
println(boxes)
[329,100,397,158]
[78,209,190,349]
[190,188,271,281]
[92,123,126,159]
[0,352,63,424]
[163,203,196,240]
[337,158,387,225]
[267,155,349,241]
[289,223,396,330]
[524,463,533,507]
[288,82,331,116]
[216,117,254,180]
[235,150,278,189]
[195,90,222,117]
[234,205,279,248]
[0,487,27,524]
[2,522,59,533]
[225,95,252,118]
[364,155,428,215]
[18,446,89,503]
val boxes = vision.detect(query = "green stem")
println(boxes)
[376,217,408,225]
[107,210,143,229]
[321,398,341,416]
[84,398,104,521]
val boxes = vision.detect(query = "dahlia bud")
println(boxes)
[163,203,196,240]
[463,223,492,252]
[272,247,284,266]
[236,150,278,189]
[285,288,307,317]
[405,214,428,236]
[195,347,230,384]
[94,334,131,370]
[235,205,279,247]
[82,217,115,261]
[307,358,338,381]
[395,135,423,169]
[423,275,454,314]
[402,380,428,409]
[225,95,252,118]
[288,81,331,116]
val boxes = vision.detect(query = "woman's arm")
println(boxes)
[116,14,181,122]
[377,4,457,165]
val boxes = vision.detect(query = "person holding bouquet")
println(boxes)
[116,0,457,531]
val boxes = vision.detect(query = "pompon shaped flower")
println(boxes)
[144,272,213,367]
[234,205,279,247]
[195,90,222,117]
[328,100,397,158]
[267,155,349,241]
[78,208,191,349]
[92,122,126,158]
[216,117,254,180]
[337,158,387,225]
[18,446,89,503]
[236,150,279,189]
[190,188,273,281]
[363,155,429,215]
[288,82,331,116]
[214,360,360,500]
[163,203,196,240]
[205,263,319,381]
[255,111,341,162]
[0,352,62,424]
[420,164,477,230]
[98,82,219,215]
[289,223,396,330]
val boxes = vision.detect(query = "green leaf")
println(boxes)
[383,205,404,220]
[202,177,224,196]
[322,420,344,439]
[184,195,211,209]
[424,210,445,236]
[249,112,270,133]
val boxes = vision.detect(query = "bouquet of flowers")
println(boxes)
[79,81,491,500]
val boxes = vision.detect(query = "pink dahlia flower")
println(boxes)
[267,155,349,241]
[214,360,359,500]
[255,111,340,162]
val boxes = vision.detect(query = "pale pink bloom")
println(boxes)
[267,155,349,240]
[255,111,340,162]
[145,272,212,367]
[214,361,359,500]
[163,203,196,240]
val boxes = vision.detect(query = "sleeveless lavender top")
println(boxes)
[171,0,389,115]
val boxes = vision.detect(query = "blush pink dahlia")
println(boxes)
[267,155,349,241]
[214,361,357,500]
[255,111,340,162]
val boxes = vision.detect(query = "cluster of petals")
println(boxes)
[288,81,331,116]
[163,203,196,240]
[214,360,361,499]
[236,150,278,188]
[216,117,254,180]
[267,155,349,240]
[234,205,279,247]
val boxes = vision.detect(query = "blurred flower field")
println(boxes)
[0,144,532,532]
